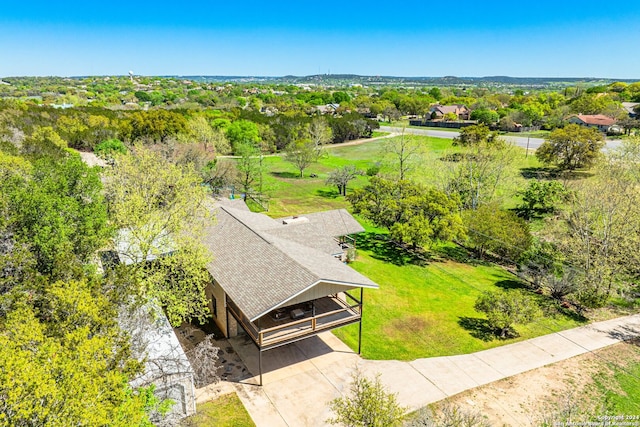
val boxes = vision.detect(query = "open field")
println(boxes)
[333,233,587,360]
[259,135,542,217]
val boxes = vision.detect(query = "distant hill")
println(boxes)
[177,74,638,87]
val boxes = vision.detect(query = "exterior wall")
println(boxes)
[207,280,240,338]
[208,280,228,336]
[153,373,196,422]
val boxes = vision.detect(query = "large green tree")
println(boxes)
[1,153,110,279]
[463,204,532,261]
[536,124,604,170]
[348,177,464,249]
[103,147,212,325]
[284,138,321,178]
[0,279,161,426]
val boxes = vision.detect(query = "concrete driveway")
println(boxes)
[225,314,640,426]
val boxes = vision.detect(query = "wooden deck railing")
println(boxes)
[227,295,361,350]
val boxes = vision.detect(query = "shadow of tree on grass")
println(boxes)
[356,232,430,266]
[316,188,340,199]
[494,279,530,291]
[432,244,490,267]
[457,317,497,342]
[271,171,300,179]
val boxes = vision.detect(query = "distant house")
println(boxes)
[429,104,470,120]
[567,114,617,132]
[202,200,379,384]
[315,103,340,114]
[622,102,639,119]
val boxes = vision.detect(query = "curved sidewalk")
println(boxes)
[229,314,640,426]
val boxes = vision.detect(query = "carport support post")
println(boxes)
[259,349,263,386]
[358,288,363,355]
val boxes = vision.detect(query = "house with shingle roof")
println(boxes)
[567,114,617,132]
[429,104,470,120]
[202,200,378,384]
[622,102,639,119]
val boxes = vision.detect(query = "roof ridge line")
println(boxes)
[218,205,274,245]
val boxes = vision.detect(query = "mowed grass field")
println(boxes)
[261,135,541,217]
[332,230,585,360]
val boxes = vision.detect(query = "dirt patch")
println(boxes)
[384,316,429,336]
[429,341,640,425]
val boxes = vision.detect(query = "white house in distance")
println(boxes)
[567,114,617,132]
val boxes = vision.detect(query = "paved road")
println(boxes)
[380,125,621,152]
[215,313,640,426]
[380,125,546,151]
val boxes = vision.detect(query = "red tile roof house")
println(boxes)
[567,114,617,132]
[429,104,470,120]
[202,199,379,384]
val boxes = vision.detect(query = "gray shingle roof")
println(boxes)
[203,205,377,322]
[278,209,365,237]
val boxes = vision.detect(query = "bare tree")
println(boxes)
[326,165,360,196]
[383,128,424,181]
[185,334,221,388]
[307,117,333,150]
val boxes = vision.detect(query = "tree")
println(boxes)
[326,165,360,196]
[103,147,212,325]
[516,180,566,217]
[327,369,406,427]
[462,204,532,261]
[94,138,127,160]
[3,154,110,278]
[181,115,227,155]
[443,134,515,210]
[225,119,261,154]
[348,177,465,249]
[543,143,640,308]
[235,141,264,198]
[125,110,187,144]
[452,124,497,147]
[0,282,161,426]
[21,126,68,160]
[470,109,499,125]
[474,290,541,338]
[536,124,604,170]
[307,117,333,150]
[284,138,320,178]
[407,404,490,427]
[383,129,424,181]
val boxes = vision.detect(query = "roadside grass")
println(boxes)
[371,130,390,138]
[590,341,640,413]
[181,393,255,427]
[333,232,586,360]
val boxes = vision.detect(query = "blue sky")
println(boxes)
[2,1,640,78]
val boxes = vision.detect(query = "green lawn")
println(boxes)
[181,393,255,427]
[259,135,542,217]
[333,232,586,360]
[591,343,640,414]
